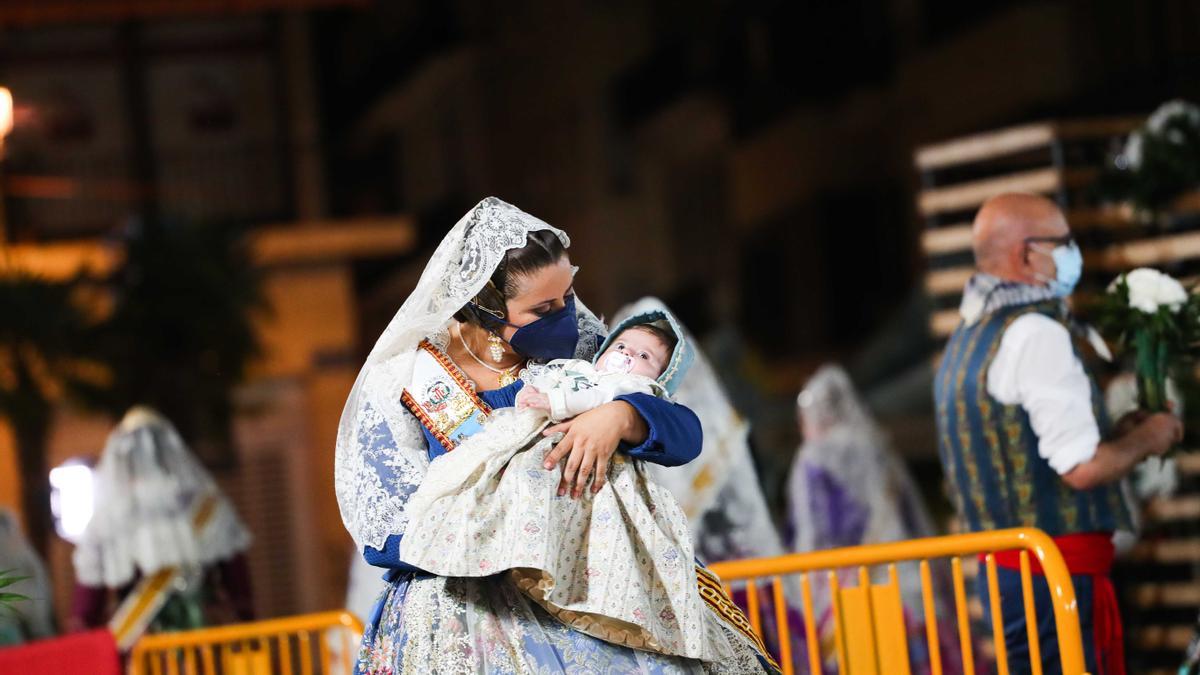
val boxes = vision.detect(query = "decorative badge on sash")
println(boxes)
[401,340,492,451]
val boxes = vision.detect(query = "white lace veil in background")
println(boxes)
[335,197,605,552]
[789,364,933,552]
[72,406,251,588]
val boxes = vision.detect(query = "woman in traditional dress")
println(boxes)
[335,197,773,674]
[0,507,55,646]
[787,365,962,675]
[71,407,253,648]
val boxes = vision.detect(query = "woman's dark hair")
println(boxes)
[455,229,567,326]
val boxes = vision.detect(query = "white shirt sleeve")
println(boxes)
[987,313,1101,475]
[547,373,658,421]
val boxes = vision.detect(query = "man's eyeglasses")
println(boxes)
[1024,235,1075,247]
[1023,235,1075,262]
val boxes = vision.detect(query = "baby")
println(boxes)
[514,322,677,421]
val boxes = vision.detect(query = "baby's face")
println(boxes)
[597,328,670,379]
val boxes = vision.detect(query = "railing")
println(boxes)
[708,527,1088,675]
[128,610,364,675]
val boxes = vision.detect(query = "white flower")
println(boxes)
[1117,267,1190,314]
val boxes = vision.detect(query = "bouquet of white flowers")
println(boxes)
[1094,268,1200,412]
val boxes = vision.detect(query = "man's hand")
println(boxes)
[516,386,550,412]
[1113,410,1150,437]
[1065,410,1184,490]
[541,401,645,498]
[1139,412,1183,456]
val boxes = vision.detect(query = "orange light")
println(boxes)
[0,87,12,140]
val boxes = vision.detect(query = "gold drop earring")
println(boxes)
[488,332,507,363]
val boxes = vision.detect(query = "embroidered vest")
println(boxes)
[934,301,1130,536]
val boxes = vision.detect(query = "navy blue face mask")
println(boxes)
[483,295,579,360]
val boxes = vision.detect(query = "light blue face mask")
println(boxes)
[1030,240,1082,297]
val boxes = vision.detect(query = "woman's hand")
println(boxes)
[542,400,649,498]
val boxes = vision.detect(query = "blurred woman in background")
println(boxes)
[70,407,253,648]
[787,365,961,675]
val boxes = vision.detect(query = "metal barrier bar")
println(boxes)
[800,572,822,675]
[985,553,1011,675]
[952,556,976,675]
[1020,552,1044,675]
[858,565,880,675]
[317,629,331,674]
[746,578,762,638]
[279,633,294,675]
[829,572,848,675]
[200,644,215,674]
[771,576,794,675]
[299,630,313,675]
[183,646,196,675]
[919,560,944,675]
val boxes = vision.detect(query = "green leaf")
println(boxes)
[0,571,28,590]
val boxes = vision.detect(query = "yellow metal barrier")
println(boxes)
[708,527,1088,675]
[128,610,364,675]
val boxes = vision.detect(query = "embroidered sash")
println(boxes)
[696,565,781,672]
[401,340,491,452]
[108,494,218,651]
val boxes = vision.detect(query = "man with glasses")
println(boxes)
[934,192,1181,675]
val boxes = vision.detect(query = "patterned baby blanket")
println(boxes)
[401,407,748,663]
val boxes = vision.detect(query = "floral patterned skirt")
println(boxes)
[355,573,769,675]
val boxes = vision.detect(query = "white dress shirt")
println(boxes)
[985,313,1101,475]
